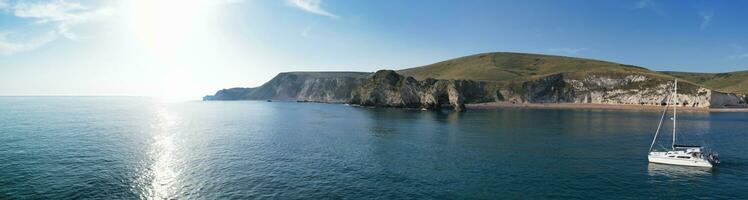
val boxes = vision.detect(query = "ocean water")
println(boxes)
[1,97,747,199]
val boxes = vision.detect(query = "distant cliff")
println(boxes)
[203,72,370,102]
[203,87,254,101]
[205,52,748,110]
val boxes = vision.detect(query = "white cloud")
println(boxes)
[0,31,57,55]
[727,53,748,60]
[633,0,662,15]
[699,11,713,30]
[14,0,85,22]
[13,0,112,40]
[635,0,656,9]
[220,0,245,4]
[300,21,320,38]
[287,0,338,18]
[0,0,112,55]
[301,25,312,38]
[548,47,588,55]
[729,44,744,51]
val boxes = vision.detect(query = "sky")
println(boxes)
[1,0,747,100]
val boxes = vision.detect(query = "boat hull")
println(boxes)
[648,155,713,168]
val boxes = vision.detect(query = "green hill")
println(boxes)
[661,71,748,94]
[206,52,746,108]
[398,52,747,94]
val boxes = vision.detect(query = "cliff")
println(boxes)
[502,73,746,108]
[205,52,748,110]
[203,72,370,102]
[349,70,495,111]
[203,87,255,101]
[399,52,747,108]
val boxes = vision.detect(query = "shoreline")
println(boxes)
[206,99,748,112]
[466,102,748,112]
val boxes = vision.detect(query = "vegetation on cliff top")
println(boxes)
[398,52,666,81]
[662,71,748,94]
[398,52,746,94]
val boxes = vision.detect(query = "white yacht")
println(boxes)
[647,79,720,168]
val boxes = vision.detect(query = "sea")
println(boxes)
[1,97,747,199]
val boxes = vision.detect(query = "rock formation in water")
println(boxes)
[349,70,495,111]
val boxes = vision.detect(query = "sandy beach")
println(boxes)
[466,102,748,112]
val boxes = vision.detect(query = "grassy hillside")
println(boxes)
[397,52,747,94]
[398,52,673,82]
[662,71,748,94]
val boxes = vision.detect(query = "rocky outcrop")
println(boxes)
[503,73,747,108]
[711,91,747,108]
[205,71,747,110]
[203,87,255,100]
[349,70,495,111]
[504,74,573,103]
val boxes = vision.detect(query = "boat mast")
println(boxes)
[672,79,677,150]
[649,103,669,152]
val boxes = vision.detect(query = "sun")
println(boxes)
[122,0,226,101]
[125,0,219,56]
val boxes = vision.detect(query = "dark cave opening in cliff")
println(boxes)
[436,93,453,109]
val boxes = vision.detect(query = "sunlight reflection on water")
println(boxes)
[145,107,180,199]
[4,98,746,199]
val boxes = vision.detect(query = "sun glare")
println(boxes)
[126,0,218,55]
[124,0,226,101]
[154,70,196,103]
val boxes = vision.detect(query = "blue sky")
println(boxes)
[1,0,747,99]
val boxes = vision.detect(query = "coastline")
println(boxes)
[466,102,748,112]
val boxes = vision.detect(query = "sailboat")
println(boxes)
[647,79,720,168]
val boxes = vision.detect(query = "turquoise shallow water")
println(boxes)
[1,97,747,199]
